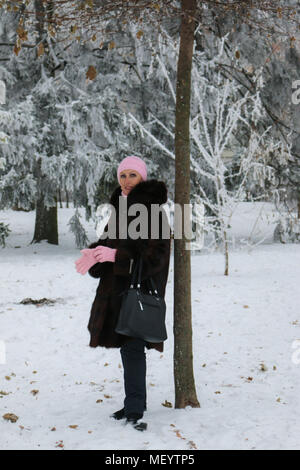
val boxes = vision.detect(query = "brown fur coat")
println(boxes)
[87,179,171,353]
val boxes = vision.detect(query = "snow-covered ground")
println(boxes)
[0,205,300,450]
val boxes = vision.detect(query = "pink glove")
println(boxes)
[75,249,97,275]
[93,246,117,263]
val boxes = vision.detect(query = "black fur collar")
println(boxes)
[110,179,168,208]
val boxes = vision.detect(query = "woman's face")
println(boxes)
[119,169,143,195]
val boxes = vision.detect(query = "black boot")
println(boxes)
[111,404,147,421]
[110,408,126,420]
[126,414,147,432]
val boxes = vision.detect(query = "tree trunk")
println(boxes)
[58,188,63,208]
[32,199,58,245]
[31,0,59,245]
[173,0,200,409]
[224,230,229,276]
[32,158,58,245]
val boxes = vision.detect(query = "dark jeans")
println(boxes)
[120,338,147,419]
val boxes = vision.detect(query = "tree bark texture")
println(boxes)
[173,0,200,409]
[32,158,58,245]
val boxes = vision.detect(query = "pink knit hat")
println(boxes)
[117,156,147,184]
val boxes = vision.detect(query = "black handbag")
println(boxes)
[115,257,167,343]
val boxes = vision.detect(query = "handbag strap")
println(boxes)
[147,276,159,295]
[129,257,141,289]
[130,257,159,295]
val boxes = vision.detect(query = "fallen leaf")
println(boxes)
[3,413,19,423]
[31,390,39,396]
[162,400,172,408]
[69,425,78,429]
[188,440,198,449]
[175,429,186,440]
[55,440,64,449]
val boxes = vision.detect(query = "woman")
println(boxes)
[75,156,171,431]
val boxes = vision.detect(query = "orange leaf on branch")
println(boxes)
[86,65,97,81]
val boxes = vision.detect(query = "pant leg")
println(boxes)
[120,338,147,419]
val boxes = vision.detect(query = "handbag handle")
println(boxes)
[130,257,159,295]
[129,257,141,289]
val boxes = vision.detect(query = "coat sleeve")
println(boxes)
[87,237,108,279]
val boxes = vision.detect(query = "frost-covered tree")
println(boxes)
[204,7,300,237]
[0,81,11,248]
[0,7,177,246]
[0,96,38,211]
[128,33,292,273]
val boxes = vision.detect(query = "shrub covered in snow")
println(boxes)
[0,221,10,248]
[68,209,89,249]
[274,216,300,243]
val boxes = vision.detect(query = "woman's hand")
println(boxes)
[75,246,117,275]
[75,249,97,275]
[94,246,117,263]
